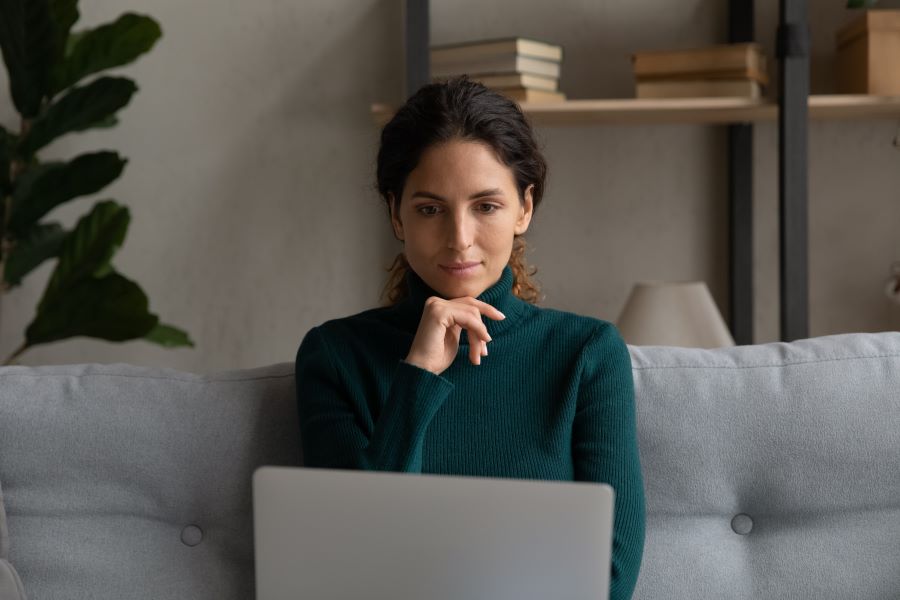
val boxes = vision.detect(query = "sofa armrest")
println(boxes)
[0,559,27,600]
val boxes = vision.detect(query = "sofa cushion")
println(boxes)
[628,332,900,600]
[0,361,299,600]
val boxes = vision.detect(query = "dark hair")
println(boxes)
[375,75,548,305]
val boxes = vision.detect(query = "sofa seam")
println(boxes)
[632,352,900,370]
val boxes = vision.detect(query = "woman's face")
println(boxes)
[389,138,534,299]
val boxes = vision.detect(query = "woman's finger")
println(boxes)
[446,309,491,366]
[452,297,506,321]
[449,307,492,344]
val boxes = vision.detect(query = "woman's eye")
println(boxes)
[478,204,498,213]
[417,206,440,216]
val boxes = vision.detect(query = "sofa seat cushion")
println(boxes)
[0,361,299,600]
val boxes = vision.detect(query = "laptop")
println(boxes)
[252,465,615,600]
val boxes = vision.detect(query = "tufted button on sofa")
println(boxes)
[731,514,753,535]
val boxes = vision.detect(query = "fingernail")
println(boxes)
[498,311,506,319]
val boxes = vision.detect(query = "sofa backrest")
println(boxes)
[629,331,900,600]
[0,361,299,600]
[1,331,898,600]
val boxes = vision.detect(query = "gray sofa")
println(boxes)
[1,331,898,599]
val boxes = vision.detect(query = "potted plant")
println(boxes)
[0,0,193,365]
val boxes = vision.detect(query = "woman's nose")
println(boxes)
[446,212,473,250]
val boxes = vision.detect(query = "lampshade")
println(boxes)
[616,281,735,347]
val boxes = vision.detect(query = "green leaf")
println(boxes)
[144,323,195,348]
[0,0,59,117]
[7,151,127,235]
[25,270,159,345]
[17,76,137,156]
[64,29,85,57]
[2,221,67,287]
[39,199,129,309]
[49,0,79,63]
[91,115,119,129]
[50,13,161,95]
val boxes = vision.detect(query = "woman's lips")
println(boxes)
[439,262,481,277]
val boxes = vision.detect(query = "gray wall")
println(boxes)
[0,0,898,373]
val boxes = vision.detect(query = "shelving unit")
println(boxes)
[390,0,863,344]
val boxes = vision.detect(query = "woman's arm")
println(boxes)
[295,325,454,472]
[572,322,646,600]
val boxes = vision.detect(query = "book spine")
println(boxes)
[632,46,762,77]
[635,79,761,99]
[432,56,560,79]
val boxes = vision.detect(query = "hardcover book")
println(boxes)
[631,43,766,80]
[635,78,762,99]
[430,37,563,65]
[431,55,561,79]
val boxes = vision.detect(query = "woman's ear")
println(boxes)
[514,184,534,235]
[388,193,404,241]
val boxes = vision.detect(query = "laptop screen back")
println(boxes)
[253,466,614,600]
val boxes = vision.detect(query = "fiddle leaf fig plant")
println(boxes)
[0,0,194,365]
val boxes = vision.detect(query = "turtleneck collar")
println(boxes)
[395,264,526,341]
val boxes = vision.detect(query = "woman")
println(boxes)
[295,75,645,599]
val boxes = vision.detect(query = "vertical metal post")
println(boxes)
[728,0,755,345]
[404,0,429,100]
[777,0,810,341]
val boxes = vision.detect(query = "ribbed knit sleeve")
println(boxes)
[573,323,646,600]
[295,326,454,473]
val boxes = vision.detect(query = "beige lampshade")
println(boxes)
[616,281,735,347]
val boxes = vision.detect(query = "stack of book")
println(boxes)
[630,42,768,100]
[430,37,566,103]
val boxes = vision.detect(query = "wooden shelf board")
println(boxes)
[808,94,900,120]
[372,95,900,126]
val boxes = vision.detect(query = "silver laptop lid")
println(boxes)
[253,466,614,600]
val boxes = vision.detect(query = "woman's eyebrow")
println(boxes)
[411,188,503,201]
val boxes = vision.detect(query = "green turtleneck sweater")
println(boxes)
[294,265,645,600]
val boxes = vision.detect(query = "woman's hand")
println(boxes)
[405,296,506,375]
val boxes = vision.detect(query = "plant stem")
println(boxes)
[2,341,27,366]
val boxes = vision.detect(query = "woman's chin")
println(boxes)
[427,275,483,300]
[417,263,495,299]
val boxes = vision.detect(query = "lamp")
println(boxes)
[616,281,736,347]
